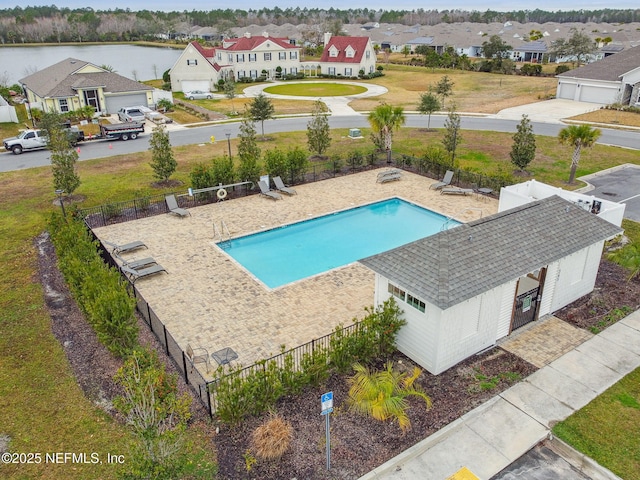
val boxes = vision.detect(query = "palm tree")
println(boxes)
[347,361,432,432]
[368,103,406,164]
[558,125,601,184]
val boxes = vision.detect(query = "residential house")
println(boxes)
[511,40,548,62]
[360,195,622,375]
[20,58,154,115]
[170,33,377,91]
[170,33,302,92]
[556,45,640,105]
[318,33,377,77]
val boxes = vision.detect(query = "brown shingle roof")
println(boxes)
[360,196,621,310]
[19,57,152,98]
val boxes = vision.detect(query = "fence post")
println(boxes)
[163,325,169,355]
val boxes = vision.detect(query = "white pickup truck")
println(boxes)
[3,126,84,155]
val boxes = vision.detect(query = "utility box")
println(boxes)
[348,128,362,138]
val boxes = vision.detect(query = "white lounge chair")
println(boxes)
[273,176,297,195]
[258,180,282,200]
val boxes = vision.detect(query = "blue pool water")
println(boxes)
[222,198,459,288]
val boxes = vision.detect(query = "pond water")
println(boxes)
[0,44,182,86]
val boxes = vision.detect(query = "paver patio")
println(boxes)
[94,169,498,378]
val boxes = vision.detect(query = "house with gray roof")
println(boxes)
[556,45,640,105]
[360,195,622,375]
[20,58,154,115]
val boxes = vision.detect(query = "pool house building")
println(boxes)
[360,195,622,375]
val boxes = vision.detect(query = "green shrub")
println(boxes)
[213,298,404,424]
[264,148,288,179]
[48,215,139,358]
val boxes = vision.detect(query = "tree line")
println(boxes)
[1,6,639,44]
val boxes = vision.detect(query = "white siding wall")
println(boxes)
[232,46,301,79]
[550,242,605,312]
[496,280,518,339]
[170,44,219,92]
[373,275,440,373]
[433,284,503,374]
[538,262,559,317]
[499,179,625,228]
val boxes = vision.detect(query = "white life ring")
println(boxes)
[217,188,227,200]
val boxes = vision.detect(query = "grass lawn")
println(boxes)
[552,367,640,479]
[263,82,368,96]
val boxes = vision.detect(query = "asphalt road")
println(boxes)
[490,444,592,480]
[2,115,639,172]
[581,165,640,222]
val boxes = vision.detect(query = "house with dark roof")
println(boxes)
[511,40,548,63]
[556,46,640,105]
[360,195,622,375]
[319,33,377,77]
[20,58,154,115]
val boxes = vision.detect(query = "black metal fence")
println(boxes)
[84,153,511,416]
[78,152,509,228]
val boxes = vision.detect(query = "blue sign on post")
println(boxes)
[321,391,333,470]
[321,391,333,415]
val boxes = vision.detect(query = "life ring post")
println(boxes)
[217,188,228,201]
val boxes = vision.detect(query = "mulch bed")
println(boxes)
[36,232,639,479]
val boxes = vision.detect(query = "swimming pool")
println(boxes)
[221,198,459,288]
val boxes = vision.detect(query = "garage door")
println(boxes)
[104,93,149,114]
[579,85,611,104]
[181,81,210,93]
[557,82,576,100]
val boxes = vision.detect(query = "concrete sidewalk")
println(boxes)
[360,311,640,480]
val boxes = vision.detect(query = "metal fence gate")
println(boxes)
[512,286,540,331]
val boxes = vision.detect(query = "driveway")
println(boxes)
[578,164,640,222]
[494,99,605,123]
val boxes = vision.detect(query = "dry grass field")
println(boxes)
[349,64,558,113]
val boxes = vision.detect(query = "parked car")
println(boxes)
[184,90,212,100]
[117,107,146,123]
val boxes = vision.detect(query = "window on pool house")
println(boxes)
[388,283,405,301]
[407,294,426,313]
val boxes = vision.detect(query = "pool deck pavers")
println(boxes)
[95,169,497,377]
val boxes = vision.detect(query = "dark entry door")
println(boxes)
[512,286,540,331]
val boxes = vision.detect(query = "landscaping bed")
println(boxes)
[37,232,638,479]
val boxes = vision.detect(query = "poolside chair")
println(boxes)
[273,176,297,195]
[429,170,454,190]
[114,252,157,270]
[165,194,191,218]
[258,180,282,200]
[376,169,402,183]
[103,240,147,255]
[121,263,167,283]
[186,344,211,373]
[441,186,474,196]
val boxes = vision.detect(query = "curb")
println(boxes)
[547,437,623,480]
